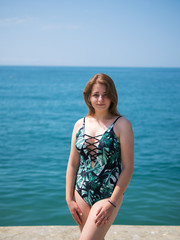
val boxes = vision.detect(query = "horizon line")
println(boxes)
[0,64,180,69]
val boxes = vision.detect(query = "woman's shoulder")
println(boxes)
[73,117,84,132]
[117,116,131,125]
[114,116,133,135]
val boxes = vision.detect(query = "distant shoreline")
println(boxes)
[0,65,180,69]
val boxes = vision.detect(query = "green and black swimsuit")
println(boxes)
[75,116,122,206]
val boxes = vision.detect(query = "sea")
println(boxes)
[0,66,180,226]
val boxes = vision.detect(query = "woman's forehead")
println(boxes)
[91,83,106,92]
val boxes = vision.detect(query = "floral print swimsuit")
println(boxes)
[75,116,122,206]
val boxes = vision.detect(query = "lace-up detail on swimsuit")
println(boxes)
[84,133,102,163]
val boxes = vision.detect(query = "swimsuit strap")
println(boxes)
[83,117,85,126]
[112,116,121,125]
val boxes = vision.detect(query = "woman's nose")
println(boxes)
[98,95,103,101]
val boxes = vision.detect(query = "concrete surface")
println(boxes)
[0,225,180,240]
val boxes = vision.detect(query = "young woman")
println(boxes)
[66,73,134,240]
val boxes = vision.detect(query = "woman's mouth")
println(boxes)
[97,104,105,106]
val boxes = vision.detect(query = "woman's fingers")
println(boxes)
[95,206,103,224]
[68,201,82,225]
[96,206,102,216]
[95,213,108,225]
[96,215,109,226]
[101,216,109,226]
[72,210,82,225]
[77,205,83,217]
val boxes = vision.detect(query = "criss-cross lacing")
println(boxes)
[82,116,121,164]
[84,134,102,162]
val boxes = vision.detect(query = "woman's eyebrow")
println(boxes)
[92,91,107,94]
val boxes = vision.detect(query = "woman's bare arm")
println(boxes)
[66,119,83,224]
[110,117,134,205]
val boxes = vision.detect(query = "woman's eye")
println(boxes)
[93,94,99,97]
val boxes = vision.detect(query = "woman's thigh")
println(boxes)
[74,190,91,231]
[79,196,123,240]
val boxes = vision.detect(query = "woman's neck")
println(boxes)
[90,111,114,121]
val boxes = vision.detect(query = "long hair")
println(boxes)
[83,73,121,116]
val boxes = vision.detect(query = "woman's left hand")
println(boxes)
[94,199,115,226]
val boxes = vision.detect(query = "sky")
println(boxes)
[0,0,180,67]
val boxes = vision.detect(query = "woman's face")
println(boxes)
[89,83,111,113]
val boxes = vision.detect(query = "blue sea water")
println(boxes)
[0,66,180,226]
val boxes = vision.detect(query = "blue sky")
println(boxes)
[0,0,180,67]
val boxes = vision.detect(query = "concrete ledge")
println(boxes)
[0,225,180,240]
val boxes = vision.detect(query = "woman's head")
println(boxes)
[83,73,120,116]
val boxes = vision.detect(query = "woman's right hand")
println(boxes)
[67,200,82,225]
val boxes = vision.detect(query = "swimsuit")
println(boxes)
[75,116,122,206]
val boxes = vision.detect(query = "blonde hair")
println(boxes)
[83,73,121,116]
